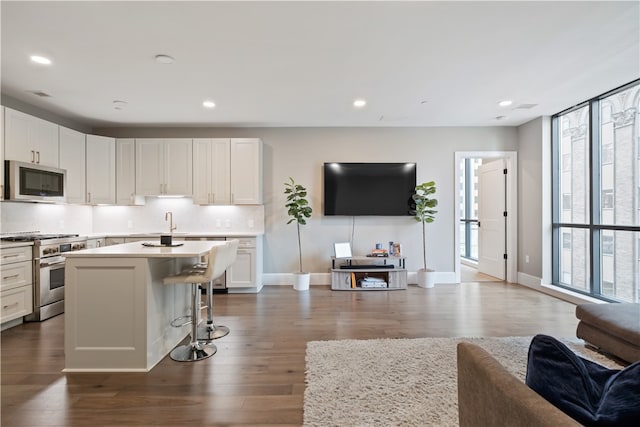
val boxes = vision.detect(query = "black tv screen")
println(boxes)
[323,163,417,216]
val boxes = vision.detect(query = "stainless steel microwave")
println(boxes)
[4,160,67,202]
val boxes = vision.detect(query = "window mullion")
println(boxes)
[591,98,601,296]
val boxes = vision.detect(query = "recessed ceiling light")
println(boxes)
[498,100,513,107]
[155,54,175,64]
[202,100,216,108]
[30,55,51,65]
[113,100,128,110]
[353,99,367,108]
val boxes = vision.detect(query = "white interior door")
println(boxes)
[478,159,506,280]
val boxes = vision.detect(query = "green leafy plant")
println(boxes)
[284,177,312,273]
[412,181,438,271]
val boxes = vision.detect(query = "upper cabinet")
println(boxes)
[135,138,193,196]
[59,126,86,204]
[193,138,231,204]
[86,135,116,204]
[230,138,263,204]
[116,139,143,205]
[193,138,262,205]
[4,107,59,167]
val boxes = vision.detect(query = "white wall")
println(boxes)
[97,126,519,275]
[516,116,551,280]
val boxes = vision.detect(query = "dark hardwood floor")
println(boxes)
[1,282,579,426]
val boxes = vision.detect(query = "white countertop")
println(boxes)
[65,240,225,258]
[85,232,263,239]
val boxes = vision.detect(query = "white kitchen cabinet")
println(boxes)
[116,139,144,205]
[193,138,231,204]
[86,238,106,249]
[230,138,262,204]
[1,245,34,324]
[193,138,262,205]
[59,126,86,204]
[227,236,263,291]
[86,134,116,204]
[105,237,125,246]
[4,107,59,167]
[135,138,192,196]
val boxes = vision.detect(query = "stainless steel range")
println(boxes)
[1,233,87,321]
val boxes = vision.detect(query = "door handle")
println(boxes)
[477,221,481,228]
[36,151,40,164]
[31,150,35,163]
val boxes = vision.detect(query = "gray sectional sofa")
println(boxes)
[576,302,640,363]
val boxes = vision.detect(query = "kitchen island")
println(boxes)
[64,240,225,372]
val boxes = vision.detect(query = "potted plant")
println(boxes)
[284,177,313,290]
[412,181,438,288]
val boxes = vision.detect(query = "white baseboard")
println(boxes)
[262,271,458,286]
[262,273,331,286]
[516,272,604,305]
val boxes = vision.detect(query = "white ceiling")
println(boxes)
[1,1,639,129]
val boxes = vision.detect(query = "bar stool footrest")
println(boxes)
[170,315,192,328]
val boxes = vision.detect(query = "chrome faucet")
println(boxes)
[165,211,177,233]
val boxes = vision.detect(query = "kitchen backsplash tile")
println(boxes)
[91,198,264,234]
[1,198,264,235]
[1,202,93,234]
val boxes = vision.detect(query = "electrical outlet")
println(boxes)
[525,255,530,263]
[127,220,133,229]
[58,220,64,229]
[248,219,254,228]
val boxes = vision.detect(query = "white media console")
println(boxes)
[330,256,407,291]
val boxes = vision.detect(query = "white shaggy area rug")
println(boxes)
[303,336,622,427]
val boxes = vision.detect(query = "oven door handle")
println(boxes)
[40,256,66,268]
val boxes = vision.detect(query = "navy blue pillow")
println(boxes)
[525,334,640,426]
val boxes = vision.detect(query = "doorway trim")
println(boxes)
[454,151,518,283]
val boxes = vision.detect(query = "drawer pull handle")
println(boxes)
[3,302,19,309]
[2,274,19,280]
[2,254,20,259]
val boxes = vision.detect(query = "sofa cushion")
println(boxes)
[525,334,640,426]
[576,303,640,346]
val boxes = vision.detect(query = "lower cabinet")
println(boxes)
[225,237,263,292]
[1,245,34,324]
[86,238,106,249]
[105,237,125,246]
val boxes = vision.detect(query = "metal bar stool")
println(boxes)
[163,239,239,362]
[198,280,230,341]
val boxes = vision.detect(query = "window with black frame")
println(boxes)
[552,79,640,303]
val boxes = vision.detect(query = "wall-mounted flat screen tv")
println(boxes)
[323,162,417,216]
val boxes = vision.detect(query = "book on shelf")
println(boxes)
[359,277,388,288]
[368,248,389,257]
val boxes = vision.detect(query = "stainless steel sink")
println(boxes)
[129,232,190,237]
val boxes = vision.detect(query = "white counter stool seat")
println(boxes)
[163,239,239,362]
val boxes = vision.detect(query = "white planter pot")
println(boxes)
[417,269,435,288]
[293,272,310,291]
